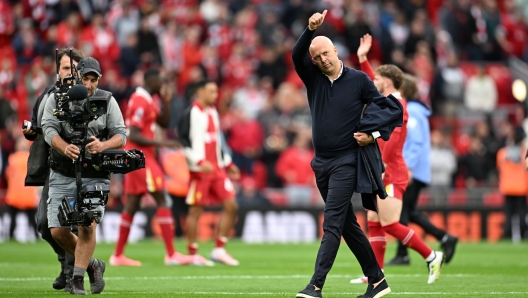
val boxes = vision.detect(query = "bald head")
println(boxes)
[309,36,340,77]
[310,36,334,51]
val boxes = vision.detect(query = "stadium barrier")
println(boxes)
[0,205,506,243]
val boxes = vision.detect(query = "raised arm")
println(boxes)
[292,10,327,84]
[357,34,375,80]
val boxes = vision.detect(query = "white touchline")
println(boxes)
[1,291,528,296]
[0,273,479,282]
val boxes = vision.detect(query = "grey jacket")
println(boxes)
[41,89,127,156]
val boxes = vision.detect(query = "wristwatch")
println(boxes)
[371,131,380,143]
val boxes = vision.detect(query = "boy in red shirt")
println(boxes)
[350,34,443,285]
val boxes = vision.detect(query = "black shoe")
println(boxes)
[70,277,88,295]
[87,259,106,294]
[52,271,67,290]
[441,235,458,264]
[357,279,391,298]
[296,284,322,298]
[384,255,410,266]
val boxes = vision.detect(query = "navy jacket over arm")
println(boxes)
[292,27,403,211]
[356,94,403,211]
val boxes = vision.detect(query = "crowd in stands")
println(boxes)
[1,0,528,208]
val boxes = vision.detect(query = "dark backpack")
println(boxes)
[25,85,55,186]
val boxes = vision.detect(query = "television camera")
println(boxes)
[53,50,145,227]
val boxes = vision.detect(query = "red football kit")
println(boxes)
[184,103,235,206]
[360,60,434,269]
[360,61,409,199]
[123,87,165,195]
[377,95,409,199]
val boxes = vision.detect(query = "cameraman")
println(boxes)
[22,47,83,291]
[41,57,127,294]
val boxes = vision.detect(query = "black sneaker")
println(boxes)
[384,255,410,266]
[87,259,106,294]
[52,271,67,290]
[296,284,322,298]
[441,235,458,264]
[357,279,391,298]
[70,277,88,295]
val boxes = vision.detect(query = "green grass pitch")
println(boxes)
[0,240,527,297]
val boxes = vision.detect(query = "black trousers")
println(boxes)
[310,153,383,288]
[170,194,189,237]
[36,176,75,277]
[7,206,38,239]
[396,179,446,257]
[503,195,527,239]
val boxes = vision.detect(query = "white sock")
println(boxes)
[213,247,226,254]
[425,251,435,262]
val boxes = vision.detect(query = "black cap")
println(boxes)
[80,57,102,77]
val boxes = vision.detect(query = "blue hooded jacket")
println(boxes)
[403,99,431,184]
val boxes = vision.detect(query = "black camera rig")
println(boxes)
[54,50,145,227]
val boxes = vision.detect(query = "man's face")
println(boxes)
[374,73,386,95]
[309,41,339,76]
[200,82,218,105]
[59,55,79,82]
[82,73,100,97]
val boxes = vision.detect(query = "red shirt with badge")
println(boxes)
[124,87,160,158]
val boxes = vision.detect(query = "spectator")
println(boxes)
[480,0,503,61]
[49,0,80,24]
[97,68,129,105]
[226,107,264,176]
[56,12,82,47]
[474,120,501,173]
[24,58,47,112]
[12,19,42,69]
[496,126,528,241]
[496,0,528,59]
[0,57,14,87]
[458,135,494,187]
[159,20,183,73]
[259,123,289,188]
[464,64,498,113]
[439,0,479,59]
[5,138,39,241]
[42,25,59,61]
[275,128,315,206]
[119,33,140,78]
[80,12,120,70]
[112,2,140,47]
[430,51,465,116]
[256,47,287,89]
[178,25,203,92]
[0,0,15,48]
[231,76,268,120]
[137,17,161,65]
[236,177,272,208]
[430,130,457,187]
[0,85,16,129]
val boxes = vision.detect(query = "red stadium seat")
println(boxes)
[417,191,431,207]
[447,189,468,206]
[483,190,505,207]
